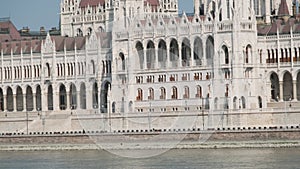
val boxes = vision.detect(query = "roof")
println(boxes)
[278,0,290,16]
[79,0,105,8]
[257,17,300,36]
[0,19,21,42]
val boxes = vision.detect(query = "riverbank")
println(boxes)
[1,129,300,151]
[0,140,300,151]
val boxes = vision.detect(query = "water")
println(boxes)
[0,148,299,169]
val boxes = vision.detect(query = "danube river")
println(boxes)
[0,148,299,169]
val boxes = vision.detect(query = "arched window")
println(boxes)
[206,36,214,65]
[47,85,53,110]
[148,88,154,100]
[77,28,83,37]
[184,86,189,99]
[137,88,143,101]
[194,37,203,66]
[16,86,23,111]
[80,83,86,109]
[70,83,77,110]
[26,86,33,111]
[36,85,42,111]
[182,38,191,67]
[245,45,252,64]
[92,83,98,109]
[171,87,178,99]
[196,85,202,98]
[233,97,238,109]
[270,72,279,101]
[170,39,179,64]
[7,87,13,112]
[119,53,126,71]
[222,45,229,64]
[146,41,155,69]
[258,96,262,108]
[59,85,67,110]
[158,40,167,68]
[160,87,166,100]
[283,72,293,101]
[241,96,246,109]
[136,41,144,69]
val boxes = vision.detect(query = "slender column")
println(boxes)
[66,91,70,110]
[203,41,207,66]
[265,0,271,23]
[53,91,59,111]
[3,95,6,112]
[156,48,159,69]
[32,93,36,111]
[293,81,297,101]
[191,43,195,67]
[77,91,81,110]
[279,81,284,101]
[167,46,170,68]
[179,46,182,67]
[13,94,17,112]
[144,50,147,69]
[23,94,26,112]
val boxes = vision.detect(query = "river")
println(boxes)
[0,148,299,169]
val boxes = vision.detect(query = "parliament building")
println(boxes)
[0,0,299,133]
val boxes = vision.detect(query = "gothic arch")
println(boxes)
[283,71,293,101]
[80,83,86,109]
[100,82,111,113]
[136,41,144,69]
[194,37,203,66]
[181,38,191,67]
[36,85,42,111]
[92,82,99,109]
[70,83,77,110]
[270,72,279,101]
[7,87,13,112]
[170,39,179,65]
[146,40,155,69]
[59,84,67,110]
[26,86,33,111]
[16,86,23,111]
[0,88,3,111]
[47,85,53,110]
[206,36,214,65]
[222,45,229,64]
[158,40,167,68]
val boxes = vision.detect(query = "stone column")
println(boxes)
[194,0,200,15]
[23,94,26,112]
[77,91,81,110]
[265,0,271,23]
[178,46,182,67]
[144,50,147,69]
[53,91,59,111]
[66,91,70,110]
[166,47,170,68]
[3,95,7,112]
[13,94,17,112]
[293,81,297,101]
[155,48,159,69]
[32,93,36,111]
[279,81,283,101]
[191,42,195,67]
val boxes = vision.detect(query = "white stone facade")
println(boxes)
[0,0,300,133]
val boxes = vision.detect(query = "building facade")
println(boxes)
[0,0,300,133]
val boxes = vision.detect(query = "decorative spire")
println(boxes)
[278,0,290,16]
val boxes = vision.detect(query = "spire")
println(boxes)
[278,0,290,16]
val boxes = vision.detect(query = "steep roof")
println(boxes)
[0,19,21,42]
[278,0,290,16]
[79,0,105,8]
